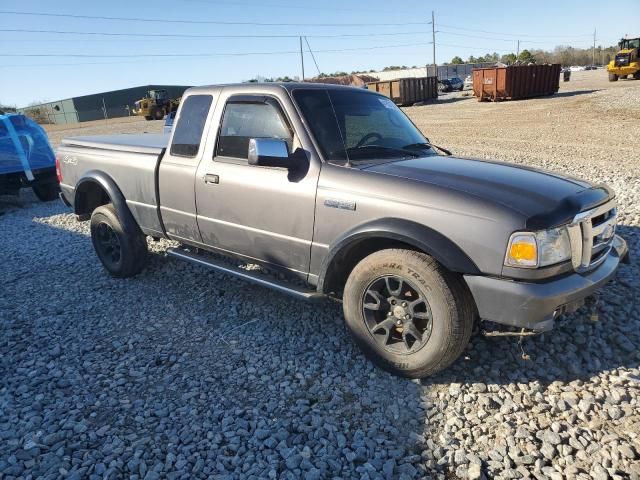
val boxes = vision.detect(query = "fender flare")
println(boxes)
[317,217,480,293]
[74,170,141,235]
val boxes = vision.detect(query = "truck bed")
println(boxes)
[62,134,168,155]
[58,133,167,237]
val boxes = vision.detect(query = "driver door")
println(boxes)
[195,91,320,277]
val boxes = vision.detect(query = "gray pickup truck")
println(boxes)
[57,83,629,378]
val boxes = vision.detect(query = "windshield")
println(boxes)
[292,88,429,163]
[621,38,640,50]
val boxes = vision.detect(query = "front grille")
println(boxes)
[567,200,616,272]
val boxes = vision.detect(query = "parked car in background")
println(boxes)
[438,77,464,93]
[57,83,629,378]
[164,111,176,135]
[0,113,59,201]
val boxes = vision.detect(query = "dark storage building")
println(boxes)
[20,85,192,125]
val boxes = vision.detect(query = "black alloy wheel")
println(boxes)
[95,221,122,267]
[361,275,433,355]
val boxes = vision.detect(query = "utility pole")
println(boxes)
[516,39,520,58]
[299,36,305,81]
[431,10,436,76]
[592,29,596,66]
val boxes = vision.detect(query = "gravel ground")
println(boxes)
[1,70,639,479]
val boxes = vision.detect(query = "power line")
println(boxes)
[436,23,593,39]
[437,42,515,53]
[0,41,435,58]
[0,45,436,69]
[0,10,431,27]
[304,37,322,76]
[2,36,607,62]
[0,28,434,39]
[437,30,595,46]
[183,0,392,13]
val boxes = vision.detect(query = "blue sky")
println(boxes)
[0,0,634,107]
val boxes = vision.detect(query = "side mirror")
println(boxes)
[248,138,291,168]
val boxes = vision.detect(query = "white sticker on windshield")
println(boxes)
[378,97,396,109]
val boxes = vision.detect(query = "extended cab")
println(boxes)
[57,83,629,378]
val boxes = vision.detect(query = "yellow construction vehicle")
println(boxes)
[607,36,640,81]
[132,89,180,121]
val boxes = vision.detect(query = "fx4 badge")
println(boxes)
[62,155,78,166]
[324,199,356,211]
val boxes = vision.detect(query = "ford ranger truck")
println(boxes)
[56,83,629,378]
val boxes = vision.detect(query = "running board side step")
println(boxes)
[166,248,325,302]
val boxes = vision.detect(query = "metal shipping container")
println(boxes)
[366,77,438,105]
[472,64,561,102]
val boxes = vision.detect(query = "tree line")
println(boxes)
[0,102,18,114]
[245,42,621,84]
[446,43,620,67]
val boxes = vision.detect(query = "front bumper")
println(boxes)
[464,235,629,332]
[608,65,639,76]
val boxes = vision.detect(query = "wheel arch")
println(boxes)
[317,218,480,295]
[74,170,142,235]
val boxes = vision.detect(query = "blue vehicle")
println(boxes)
[163,110,176,135]
[0,113,59,201]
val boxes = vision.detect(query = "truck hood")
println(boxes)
[362,156,612,229]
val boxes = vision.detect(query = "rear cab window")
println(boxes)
[170,95,213,157]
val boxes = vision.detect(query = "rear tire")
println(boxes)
[153,108,164,121]
[342,249,474,378]
[144,115,153,121]
[32,182,59,202]
[608,73,618,82]
[90,204,148,278]
[634,72,640,80]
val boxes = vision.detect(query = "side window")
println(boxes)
[216,100,293,160]
[170,94,212,158]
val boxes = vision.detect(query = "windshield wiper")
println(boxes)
[347,145,421,160]
[403,142,452,156]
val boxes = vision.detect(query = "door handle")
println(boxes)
[204,174,219,184]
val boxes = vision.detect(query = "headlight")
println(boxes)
[505,226,572,268]
[537,227,572,266]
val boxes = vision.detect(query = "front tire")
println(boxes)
[342,249,474,378]
[609,73,618,82]
[153,108,164,120]
[90,204,148,278]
